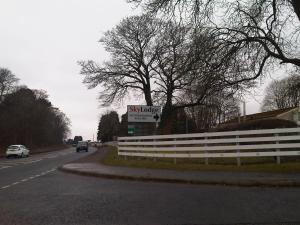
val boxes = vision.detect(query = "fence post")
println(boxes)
[137,139,141,160]
[275,133,281,164]
[119,141,127,160]
[123,143,127,160]
[174,138,177,164]
[153,138,156,162]
[205,136,209,165]
[236,135,241,166]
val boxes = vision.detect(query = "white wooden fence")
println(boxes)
[118,127,300,166]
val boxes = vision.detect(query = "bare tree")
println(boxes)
[79,15,161,106]
[127,0,217,22]
[189,95,240,130]
[152,22,253,132]
[216,1,300,70]
[80,15,254,133]
[261,73,300,111]
[0,68,19,102]
[128,0,300,78]
[291,0,300,20]
[128,0,300,22]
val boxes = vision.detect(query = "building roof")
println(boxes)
[224,107,297,124]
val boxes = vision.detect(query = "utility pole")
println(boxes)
[243,101,246,122]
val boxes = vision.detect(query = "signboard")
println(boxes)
[128,105,161,123]
[128,125,135,134]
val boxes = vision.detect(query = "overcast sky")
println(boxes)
[0,0,286,140]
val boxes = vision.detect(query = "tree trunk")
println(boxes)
[144,87,153,106]
[160,105,176,134]
[159,92,175,134]
[292,0,300,21]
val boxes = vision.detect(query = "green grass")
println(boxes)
[100,146,300,173]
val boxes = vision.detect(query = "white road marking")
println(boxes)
[0,169,56,191]
[0,166,11,170]
[0,162,20,166]
[23,159,42,164]
[0,149,72,169]
[1,185,10,189]
[0,159,42,166]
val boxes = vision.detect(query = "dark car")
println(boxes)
[76,141,89,152]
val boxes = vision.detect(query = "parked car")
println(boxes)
[6,145,30,158]
[76,141,88,152]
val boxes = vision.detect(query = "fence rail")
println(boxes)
[117,127,300,165]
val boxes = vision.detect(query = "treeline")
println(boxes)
[98,70,300,141]
[0,68,70,150]
[97,105,239,142]
[97,111,119,142]
[262,73,300,112]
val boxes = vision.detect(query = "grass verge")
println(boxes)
[100,146,300,173]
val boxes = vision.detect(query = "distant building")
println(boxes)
[218,107,300,130]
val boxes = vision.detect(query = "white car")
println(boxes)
[6,145,30,158]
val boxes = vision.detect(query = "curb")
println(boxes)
[58,165,300,188]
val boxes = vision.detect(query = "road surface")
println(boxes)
[1,147,300,225]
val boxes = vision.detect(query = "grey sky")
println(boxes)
[0,0,287,140]
[0,0,138,140]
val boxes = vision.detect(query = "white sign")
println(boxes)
[127,105,161,123]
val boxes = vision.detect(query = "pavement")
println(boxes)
[2,146,300,224]
[60,147,300,187]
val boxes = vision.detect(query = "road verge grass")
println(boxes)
[100,146,300,173]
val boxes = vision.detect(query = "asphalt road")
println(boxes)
[1,147,300,225]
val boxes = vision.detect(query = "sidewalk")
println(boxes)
[59,161,300,187]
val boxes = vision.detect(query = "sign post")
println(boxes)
[127,125,135,135]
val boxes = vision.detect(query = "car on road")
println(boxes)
[6,145,30,158]
[76,141,89,152]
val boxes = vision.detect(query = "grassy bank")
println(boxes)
[100,146,300,173]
